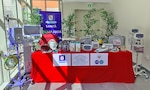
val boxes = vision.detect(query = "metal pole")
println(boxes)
[45,0,47,11]
[15,0,19,27]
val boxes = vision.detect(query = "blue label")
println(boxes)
[95,60,99,64]
[100,60,104,64]
[59,55,65,61]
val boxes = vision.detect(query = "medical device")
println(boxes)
[23,25,42,36]
[130,29,139,34]
[23,25,42,43]
[94,47,109,53]
[82,44,93,51]
[132,33,149,79]
[5,17,32,88]
[108,35,125,47]
[8,27,23,44]
[129,29,139,50]
[103,43,114,50]
[79,36,92,44]
[40,33,58,53]
[92,41,99,49]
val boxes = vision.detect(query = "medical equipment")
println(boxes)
[48,39,58,51]
[4,16,32,89]
[79,36,92,44]
[130,29,139,34]
[132,33,149,79]
[23,25,42,37]
[94,47,109,53]
[40,33,58,53]
[103,43,114,50]
[129,29,139,50]
[59,40,70,52]
[108,35,125,47]
[0,51,18,70]
[92,41,99,49]
[82,44,93,51]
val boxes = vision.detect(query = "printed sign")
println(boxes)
[40,11,62,41]
[53,53,71,66]
[90,53,108,66]
[72,53,89,66]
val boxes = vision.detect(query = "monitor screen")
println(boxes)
[23,25,41,36]
[8,27,23,44]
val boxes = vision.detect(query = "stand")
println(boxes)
[133,46,149,79]
[7,44,32,90]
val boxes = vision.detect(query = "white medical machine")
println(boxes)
[132,33,149,79]
[129,29,139,51]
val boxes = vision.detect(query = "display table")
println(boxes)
[31,50,135,83]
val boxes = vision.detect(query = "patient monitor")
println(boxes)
[133,33,144,46]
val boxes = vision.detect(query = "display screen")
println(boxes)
[136,34,144,38]
[132,29,138,33]
[84,46,91,50]
[23,25,41,36]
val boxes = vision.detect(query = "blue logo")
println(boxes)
[100,60,104,64]
[95,60,99,64]
[59,55,65,62]
[95,60,104,64]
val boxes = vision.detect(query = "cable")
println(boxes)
[4,55,18,70]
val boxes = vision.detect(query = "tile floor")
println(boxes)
[6,73,150,90]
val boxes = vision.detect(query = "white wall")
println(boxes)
[62,2,111,37]
[110,0,150,70]
[63,2,110,18]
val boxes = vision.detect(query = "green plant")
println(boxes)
[62,13,75,38]
[83,8,98,36]
[23,8,41,25]
[99,8,118,43]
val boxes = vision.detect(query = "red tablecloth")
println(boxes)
[31,50,135,83]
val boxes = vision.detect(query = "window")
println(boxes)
[0,0,26,89]
[32,0,61,11]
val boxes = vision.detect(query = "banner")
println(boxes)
[40,11,62,41]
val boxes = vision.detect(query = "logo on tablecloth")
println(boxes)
[100,60,104,64]
[95,60,104,64]
[90,53,108,66]
[59,55,66,63]
[95,60,99,64]
[94,55,104,64]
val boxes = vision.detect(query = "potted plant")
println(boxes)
[23,8,41,25]
[99,8,118,43]
[62,13,75,38]
[83,8,98,36]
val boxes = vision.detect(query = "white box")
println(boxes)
[70,41,75,52]
[76,42,81,52]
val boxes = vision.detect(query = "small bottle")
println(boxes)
[98,39,103,48]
